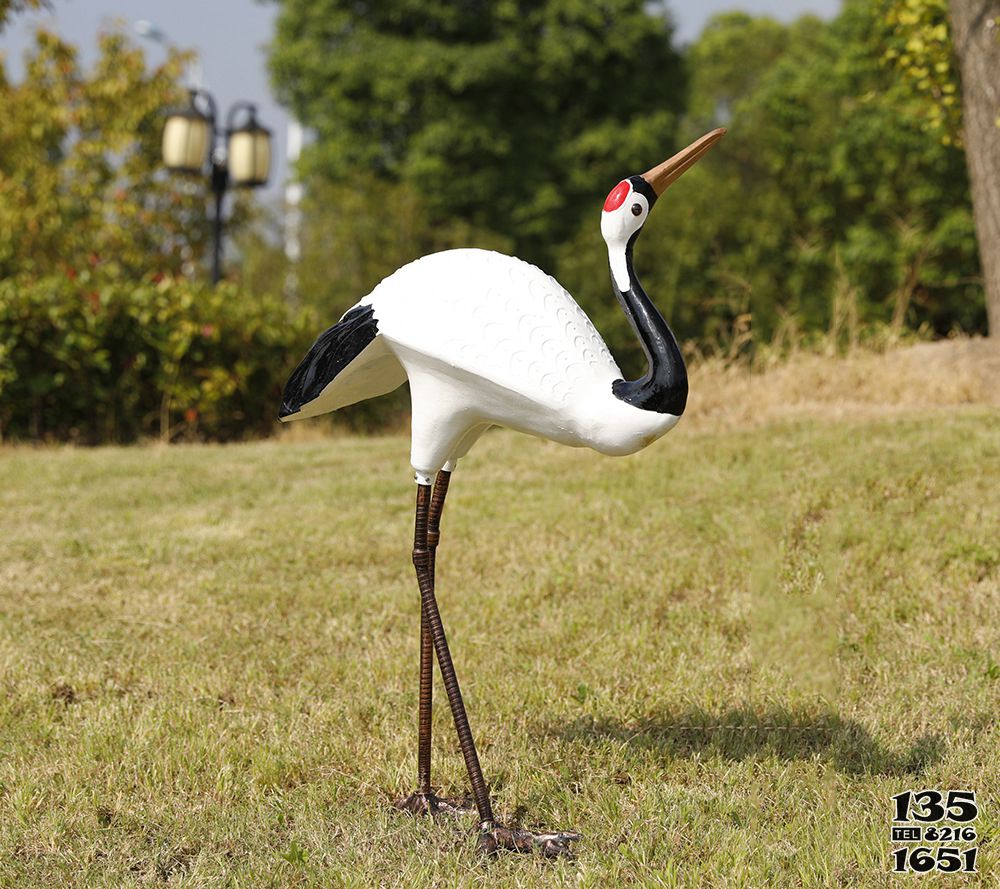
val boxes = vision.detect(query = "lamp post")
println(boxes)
[162,89,272,283]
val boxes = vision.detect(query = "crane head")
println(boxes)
[600,128,726,250]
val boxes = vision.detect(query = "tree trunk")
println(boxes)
[949,0,1000,335]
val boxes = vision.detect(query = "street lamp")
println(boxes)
[162,89,272,283]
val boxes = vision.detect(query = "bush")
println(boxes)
[0,273,314,443]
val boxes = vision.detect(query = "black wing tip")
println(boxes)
[278,304,378,421]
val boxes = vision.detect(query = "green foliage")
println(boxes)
[0,27,284,445]
[240,175,511,314]
[0,273,312,443]
[570,1,982,347]
[312,177,512,299]
[268,0,685,268]
[0,29,216,282]
[266,0,985,376]
[880,0,962,142]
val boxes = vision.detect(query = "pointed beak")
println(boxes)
[641,128,727,197]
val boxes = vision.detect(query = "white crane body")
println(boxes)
[281,248,679,480]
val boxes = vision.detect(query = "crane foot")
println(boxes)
[477,823,581,859]
[394,790,475,818]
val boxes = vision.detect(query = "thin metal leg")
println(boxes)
[401,479,579,856]
[416,469,451,793]
[413,482,494,827]
[416,608,434,794]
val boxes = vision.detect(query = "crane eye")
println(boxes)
[630,203,643,217]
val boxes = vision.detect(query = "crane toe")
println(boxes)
[477,823,581,859]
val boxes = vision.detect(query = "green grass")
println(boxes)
[1,410,998,886]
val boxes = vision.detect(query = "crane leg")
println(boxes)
[399,477,581,858]
[394,471,473,818]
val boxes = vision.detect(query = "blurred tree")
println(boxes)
[882,0,999,336]
[882,0,962,140]
[0,27,291,444]
[238,175,511,312]
[946,0,1000,335]
[684,12,791,130]
[631,2,979,346]
[263,0,984,390]
[0,28,213,282]
[0,0,47,31]
[266,0,686,269]
[556,13,824,366]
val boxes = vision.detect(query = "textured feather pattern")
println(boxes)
[363,249,622,411]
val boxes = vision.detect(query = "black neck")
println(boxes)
[610,210,688,416]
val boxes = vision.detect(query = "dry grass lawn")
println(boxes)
[1,340,998,887]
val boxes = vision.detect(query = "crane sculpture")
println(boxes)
[279,128,726,858]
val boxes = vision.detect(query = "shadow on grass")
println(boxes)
[549,706,942,776]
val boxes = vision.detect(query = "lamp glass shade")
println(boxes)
[228,127,271,187]
[162,113,209,173]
